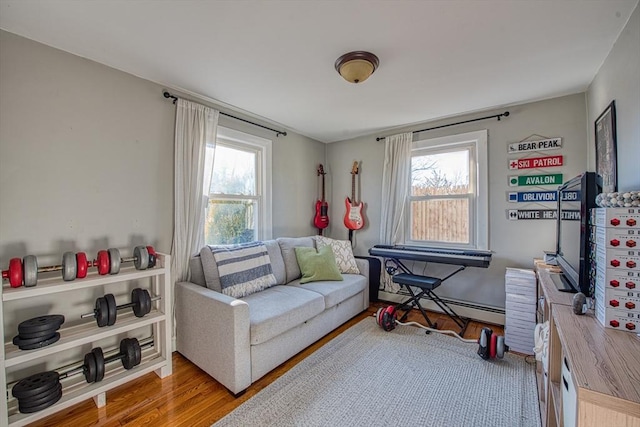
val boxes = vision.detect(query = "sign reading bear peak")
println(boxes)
[508,138,562,154]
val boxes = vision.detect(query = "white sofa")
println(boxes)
[175,236,374,395]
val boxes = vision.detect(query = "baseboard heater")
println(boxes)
[378,290,505,325]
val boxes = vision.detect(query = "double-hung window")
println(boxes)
[204,127,272,245]
[407,130,488,250]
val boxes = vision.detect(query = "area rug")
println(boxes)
[213,317,541,427]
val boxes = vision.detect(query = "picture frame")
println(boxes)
[594,100,617,192]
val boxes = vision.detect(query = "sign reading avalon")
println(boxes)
[508,138,562,154]
[509,174,563,187]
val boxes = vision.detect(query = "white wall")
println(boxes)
[0,31,325,342]
[327,94,589,310]
[587,3,640,192]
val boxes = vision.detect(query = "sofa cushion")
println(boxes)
[264,240,286,285]
[211,242,277,298]
[295,246,343,284]
[315,236,360,274]
[200,246,222,292]
[290,274,366,309]
[242,285,325,345]
[276,237,315,283]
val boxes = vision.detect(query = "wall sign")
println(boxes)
[508,155,563,170]
[507,209,580,220]
[509,174,563,187]
[508,138,562,154]
[507,190,580,203]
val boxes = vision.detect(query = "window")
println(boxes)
[407,130,488,250]
[204,127,272,245]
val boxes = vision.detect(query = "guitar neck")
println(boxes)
[351,173,356,206]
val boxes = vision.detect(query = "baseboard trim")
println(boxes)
[378,290,505,326]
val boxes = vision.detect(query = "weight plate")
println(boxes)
[108,248,121,275]
[143,289,152,316]
[131,288,147,317]
[18,315,65,335]
[96,250,110,275]
[133,338,142,366]
[12,371,60,399]
[18,387,62,413]
[93,347,105,382]
[133,246,149,270]
[76,252,88,279]
[83,351,97,383]
[96,297,109,327]
[17,381,61,406]
[14,327,59,340]
[8,258,23,287]
[489,332,497,359]
[17,382,62,409]
[146,246,157,268]
[496,336,505,359]
[13,332,57,347]
[23,255,38,287]
[105,293,117,326]
[121,338,137,370]
[62,251,77,281]
[18,332,60,350]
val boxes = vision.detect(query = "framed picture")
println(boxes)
[595,100,617,192]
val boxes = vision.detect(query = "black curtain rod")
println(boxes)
[163,91,287,137]
[375,111,510,141]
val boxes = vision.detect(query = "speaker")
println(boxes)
[572,292,587,315]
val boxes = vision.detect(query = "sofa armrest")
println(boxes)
[355,256,382,302]
[175,281,251,395]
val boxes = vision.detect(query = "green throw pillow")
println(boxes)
[294,246,344,284]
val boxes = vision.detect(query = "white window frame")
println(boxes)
[207,126,272,241]
[406,129,488,250]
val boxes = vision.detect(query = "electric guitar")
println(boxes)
[344,161,365,230]
[314,164,329,232]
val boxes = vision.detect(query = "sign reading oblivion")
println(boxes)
[508,155,563,170]
[508,138,562,154]
[509,174,563,187]
[507,190,580,203]
[507,209,580,220]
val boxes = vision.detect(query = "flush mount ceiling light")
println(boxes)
[335,51,379,84]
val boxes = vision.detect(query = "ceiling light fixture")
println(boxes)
[335,51,379,84]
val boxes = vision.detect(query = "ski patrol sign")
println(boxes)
[508,155,563,170]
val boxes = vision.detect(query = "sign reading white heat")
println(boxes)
[508,138,562,154]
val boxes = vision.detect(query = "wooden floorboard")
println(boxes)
[28,303,505,427]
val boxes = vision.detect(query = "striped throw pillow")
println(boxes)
[211,242,277,298]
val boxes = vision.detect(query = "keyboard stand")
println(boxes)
[390,259,470,336]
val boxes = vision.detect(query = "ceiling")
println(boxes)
[0,1,637,143]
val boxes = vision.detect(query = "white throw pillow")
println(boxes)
[315,236,360,274]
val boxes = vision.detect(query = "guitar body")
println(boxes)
[343,197,364,230]
[314,200,329,229]
[314,164,329,232]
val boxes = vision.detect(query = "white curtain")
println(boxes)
[171,99,219,285]
[379,132,413,292]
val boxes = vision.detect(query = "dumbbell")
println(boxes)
[11,338,152,413]
[477,327,508,360]
[2,252,91,288]
[93,245,157,275]
[81,288,159,327]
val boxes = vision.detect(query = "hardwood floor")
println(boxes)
[30,304,504,427]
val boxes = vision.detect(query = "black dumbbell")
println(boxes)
[11,338,151,413]
[81,288,159,327]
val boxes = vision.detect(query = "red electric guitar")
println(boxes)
[314,164,329,233]
[344,161,365,230]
